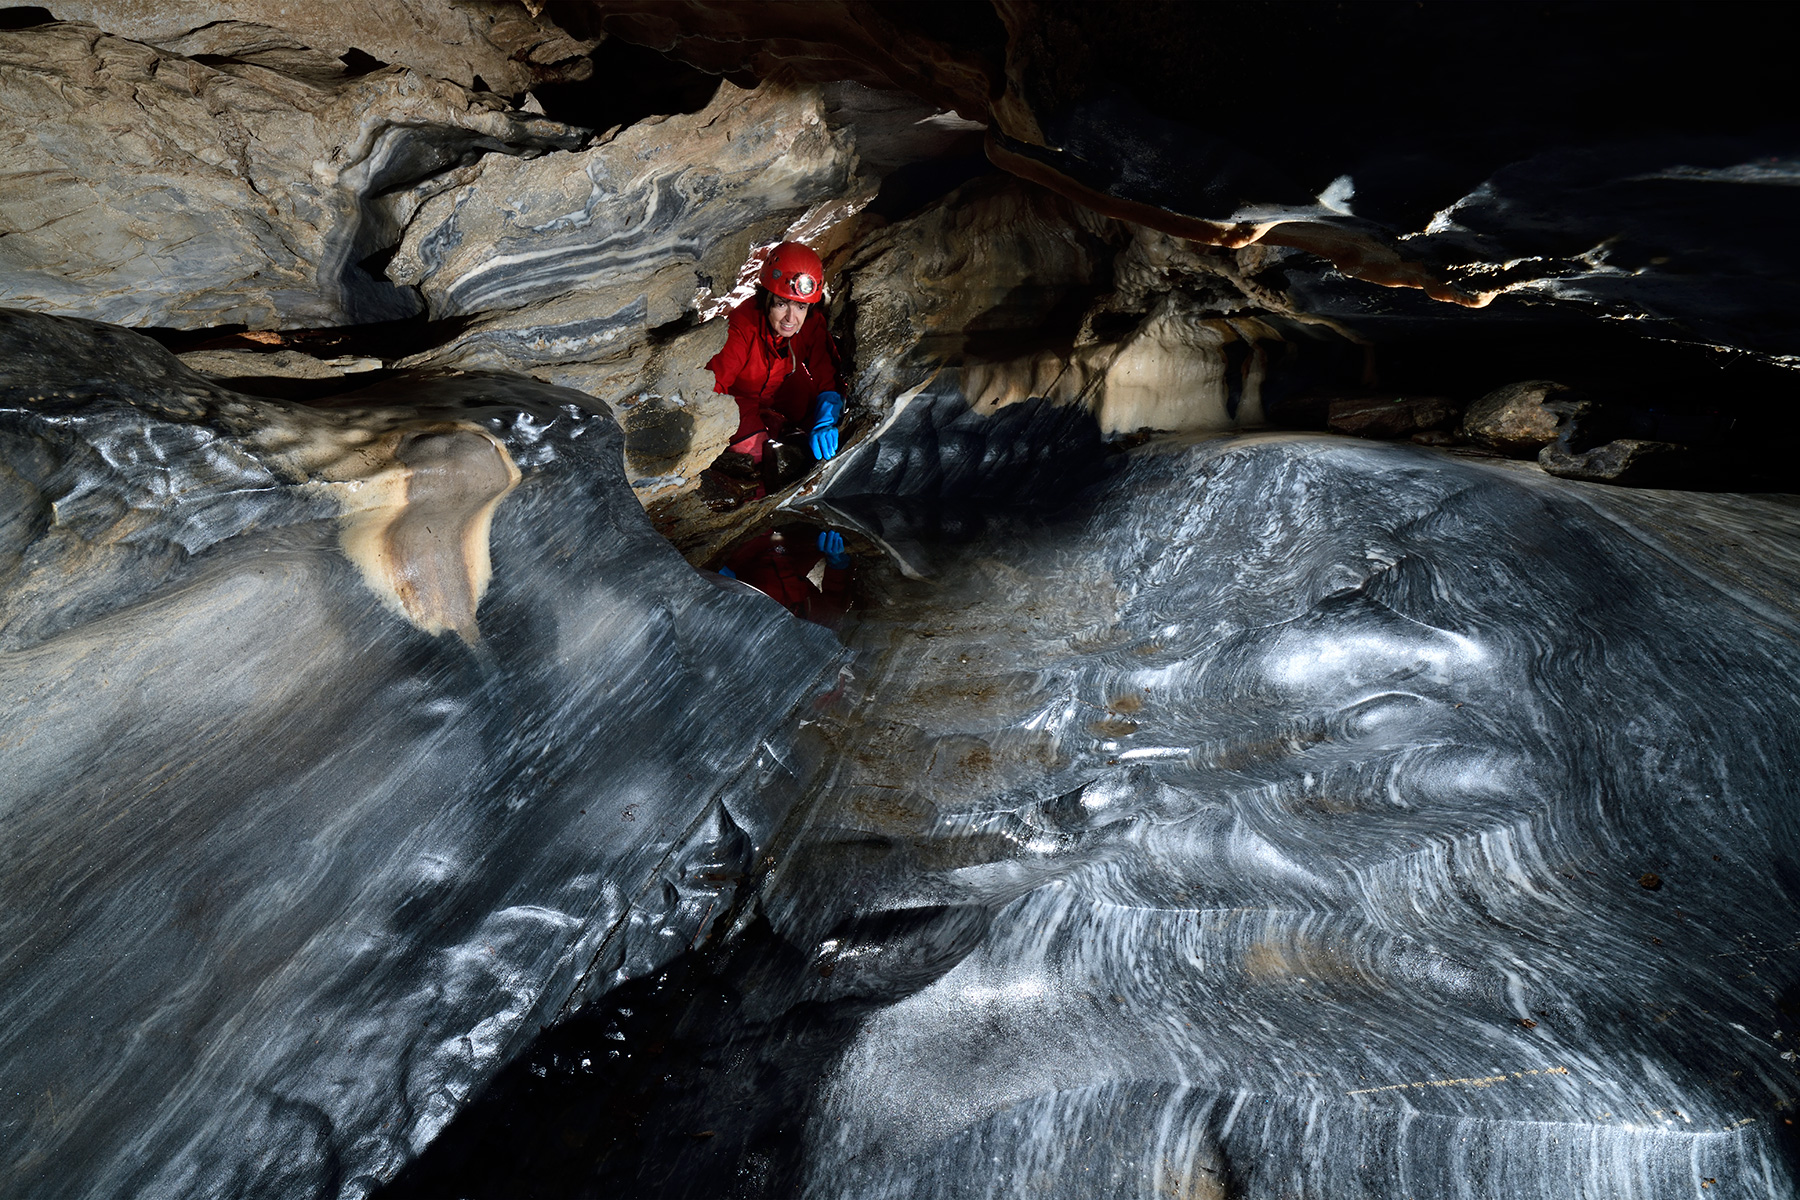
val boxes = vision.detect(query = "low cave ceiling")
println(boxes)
[569,0,1800,358]
[4,0,1794,477]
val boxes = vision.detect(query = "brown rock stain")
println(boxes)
[335,423,520,643]
[251,409,522,644]
[1242,934,1363,987]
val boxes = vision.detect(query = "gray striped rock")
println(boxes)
[0,22,584,330]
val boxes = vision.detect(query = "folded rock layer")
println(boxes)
[0,308,842,1200]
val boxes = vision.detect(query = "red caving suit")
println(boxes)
[724,533,849,626]
[706,297,842,461]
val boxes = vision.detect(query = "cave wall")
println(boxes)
[2,1,1800,1197]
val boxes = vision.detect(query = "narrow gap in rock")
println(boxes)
[531,38,724,133]
[0,6,56,28]
[140,312,475,363]
[470,73,491,93]
[338,47,387,77]
[357,243,401,280]
[646,311,700,345]
[866,149,996,223]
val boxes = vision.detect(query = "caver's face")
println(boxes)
[788,437,1800,1195]
[767,297,808,340]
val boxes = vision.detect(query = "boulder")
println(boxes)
[1460,379,1587,456]
[0,23,584,329]
[0,307,839,1200]
[1327,393,1458,439]
[1539,436,1690,485]
[613,321,742,504]
[389,80,859,326]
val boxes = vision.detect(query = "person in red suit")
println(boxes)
[705,241,847,467]
[720,525,853,627]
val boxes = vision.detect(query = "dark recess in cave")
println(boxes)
[0,6,54,29]
[374,910,969,1200]
[1015,0,1795,215]
[338,47,386,77]
[531,38,731,134]
[866,149,997,223]
[868,0,1008,69]
[137,315,478,401]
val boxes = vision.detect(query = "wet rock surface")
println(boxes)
[0,309,842,1199]
[384,430,1800,1198]
[3,2,1800,1197]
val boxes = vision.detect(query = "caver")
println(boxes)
[706,241,847,497]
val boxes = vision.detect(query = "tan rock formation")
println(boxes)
[0,22,583,329]
[52,0,597,93]
[1461,380,1586,457]
[840,175,1325,437]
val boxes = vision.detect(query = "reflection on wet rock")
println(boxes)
[0,308,843,1199]
[422,431,1800,1198]
[777,434,1800,1196]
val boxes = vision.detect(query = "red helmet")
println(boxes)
[759,241,825,303]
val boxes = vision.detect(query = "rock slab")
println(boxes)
[0,308,841,1200]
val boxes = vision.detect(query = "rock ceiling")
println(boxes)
[2,2,1799,1198]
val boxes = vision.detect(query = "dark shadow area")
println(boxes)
[866,148,995,223]
[182,370,406,403]
[375,903,989,1200]
[531,38,730,133]
[139,313,475,361]
[0,6,54,29]
[136,315,484,403]
[1019,1,1796,209]
[1373,326,1800,491]
[337,47,386,77]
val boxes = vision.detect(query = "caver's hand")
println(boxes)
[810,391,844,461]
[817,530,850,570]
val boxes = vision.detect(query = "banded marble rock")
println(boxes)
[0,308,843,1200]
[392,79,862,375]
[788,431,1800,1197]
[0,23,585,330]
[406,416,1800,1198]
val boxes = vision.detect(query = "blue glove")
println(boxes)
[817,530,850,570]
[810,390,844,461]
[717,566,736,579]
